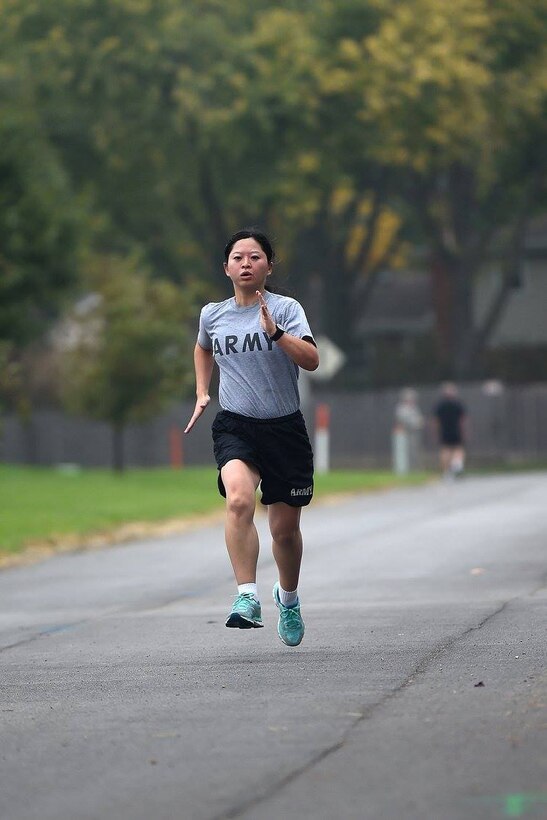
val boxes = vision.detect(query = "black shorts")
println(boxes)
[212,409,314,507]
[440,434,463,447]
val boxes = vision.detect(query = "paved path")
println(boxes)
[1,473,546,820]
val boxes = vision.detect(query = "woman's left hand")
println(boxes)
[256,291,276,337]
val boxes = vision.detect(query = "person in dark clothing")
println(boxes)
[432,383,468,478]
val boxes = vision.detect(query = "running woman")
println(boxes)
[184,228,319,646]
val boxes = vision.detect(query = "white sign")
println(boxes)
[308,335,346,382]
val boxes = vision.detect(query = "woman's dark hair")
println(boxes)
[223,228,275,265]
[223,227,292,295]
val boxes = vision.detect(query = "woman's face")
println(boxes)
[224,238,272,291]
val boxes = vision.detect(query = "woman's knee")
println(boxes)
[226,489,255,520]
[269,505,302,548]
[270,524,301,549]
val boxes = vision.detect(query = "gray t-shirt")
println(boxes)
[197,292,314,418]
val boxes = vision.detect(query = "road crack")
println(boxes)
[212,597,514,820]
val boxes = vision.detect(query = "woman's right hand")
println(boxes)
[184,394,211,434]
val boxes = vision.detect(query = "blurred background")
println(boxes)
[1,0,546,471]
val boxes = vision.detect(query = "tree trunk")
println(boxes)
[23,415,39,465]
[468,202,532,366]
[430,253,477,379]
[451,262,476,379]
[322,246,356,354]
[418,164,539,382]
[112,424,125,473]
[430,253,452,367]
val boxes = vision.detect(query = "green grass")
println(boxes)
[0,465,431,558]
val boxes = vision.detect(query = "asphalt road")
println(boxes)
[1,472,546,820]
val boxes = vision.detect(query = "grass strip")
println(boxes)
[0,465,431,559]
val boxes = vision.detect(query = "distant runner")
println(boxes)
[432,382,468,479]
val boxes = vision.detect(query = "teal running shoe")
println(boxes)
[225,593,264,629]
[273,583,305,646]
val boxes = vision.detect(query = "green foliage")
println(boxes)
[0,342,30,427]
[1,0,546,386]
[61,254,194,431]
[0,105,82,344]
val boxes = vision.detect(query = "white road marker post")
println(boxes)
[315,403,331,474]
[392,424,409,475]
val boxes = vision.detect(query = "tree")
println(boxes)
[61,255,194,470]
[2,0,400,378]
[357,0,547,377]
[4,0,546,389]
[195,2,407,385]
[0,103,83,346]
[3,0,311,287]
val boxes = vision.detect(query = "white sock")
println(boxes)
[278,585,298,607]
[238,582,258,601]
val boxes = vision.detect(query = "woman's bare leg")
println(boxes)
[220,459,261,584]
[268,503,303,592]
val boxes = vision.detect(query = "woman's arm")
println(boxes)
[275,333,319,372]
[184,343,214,434]
[256,291,319,371]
